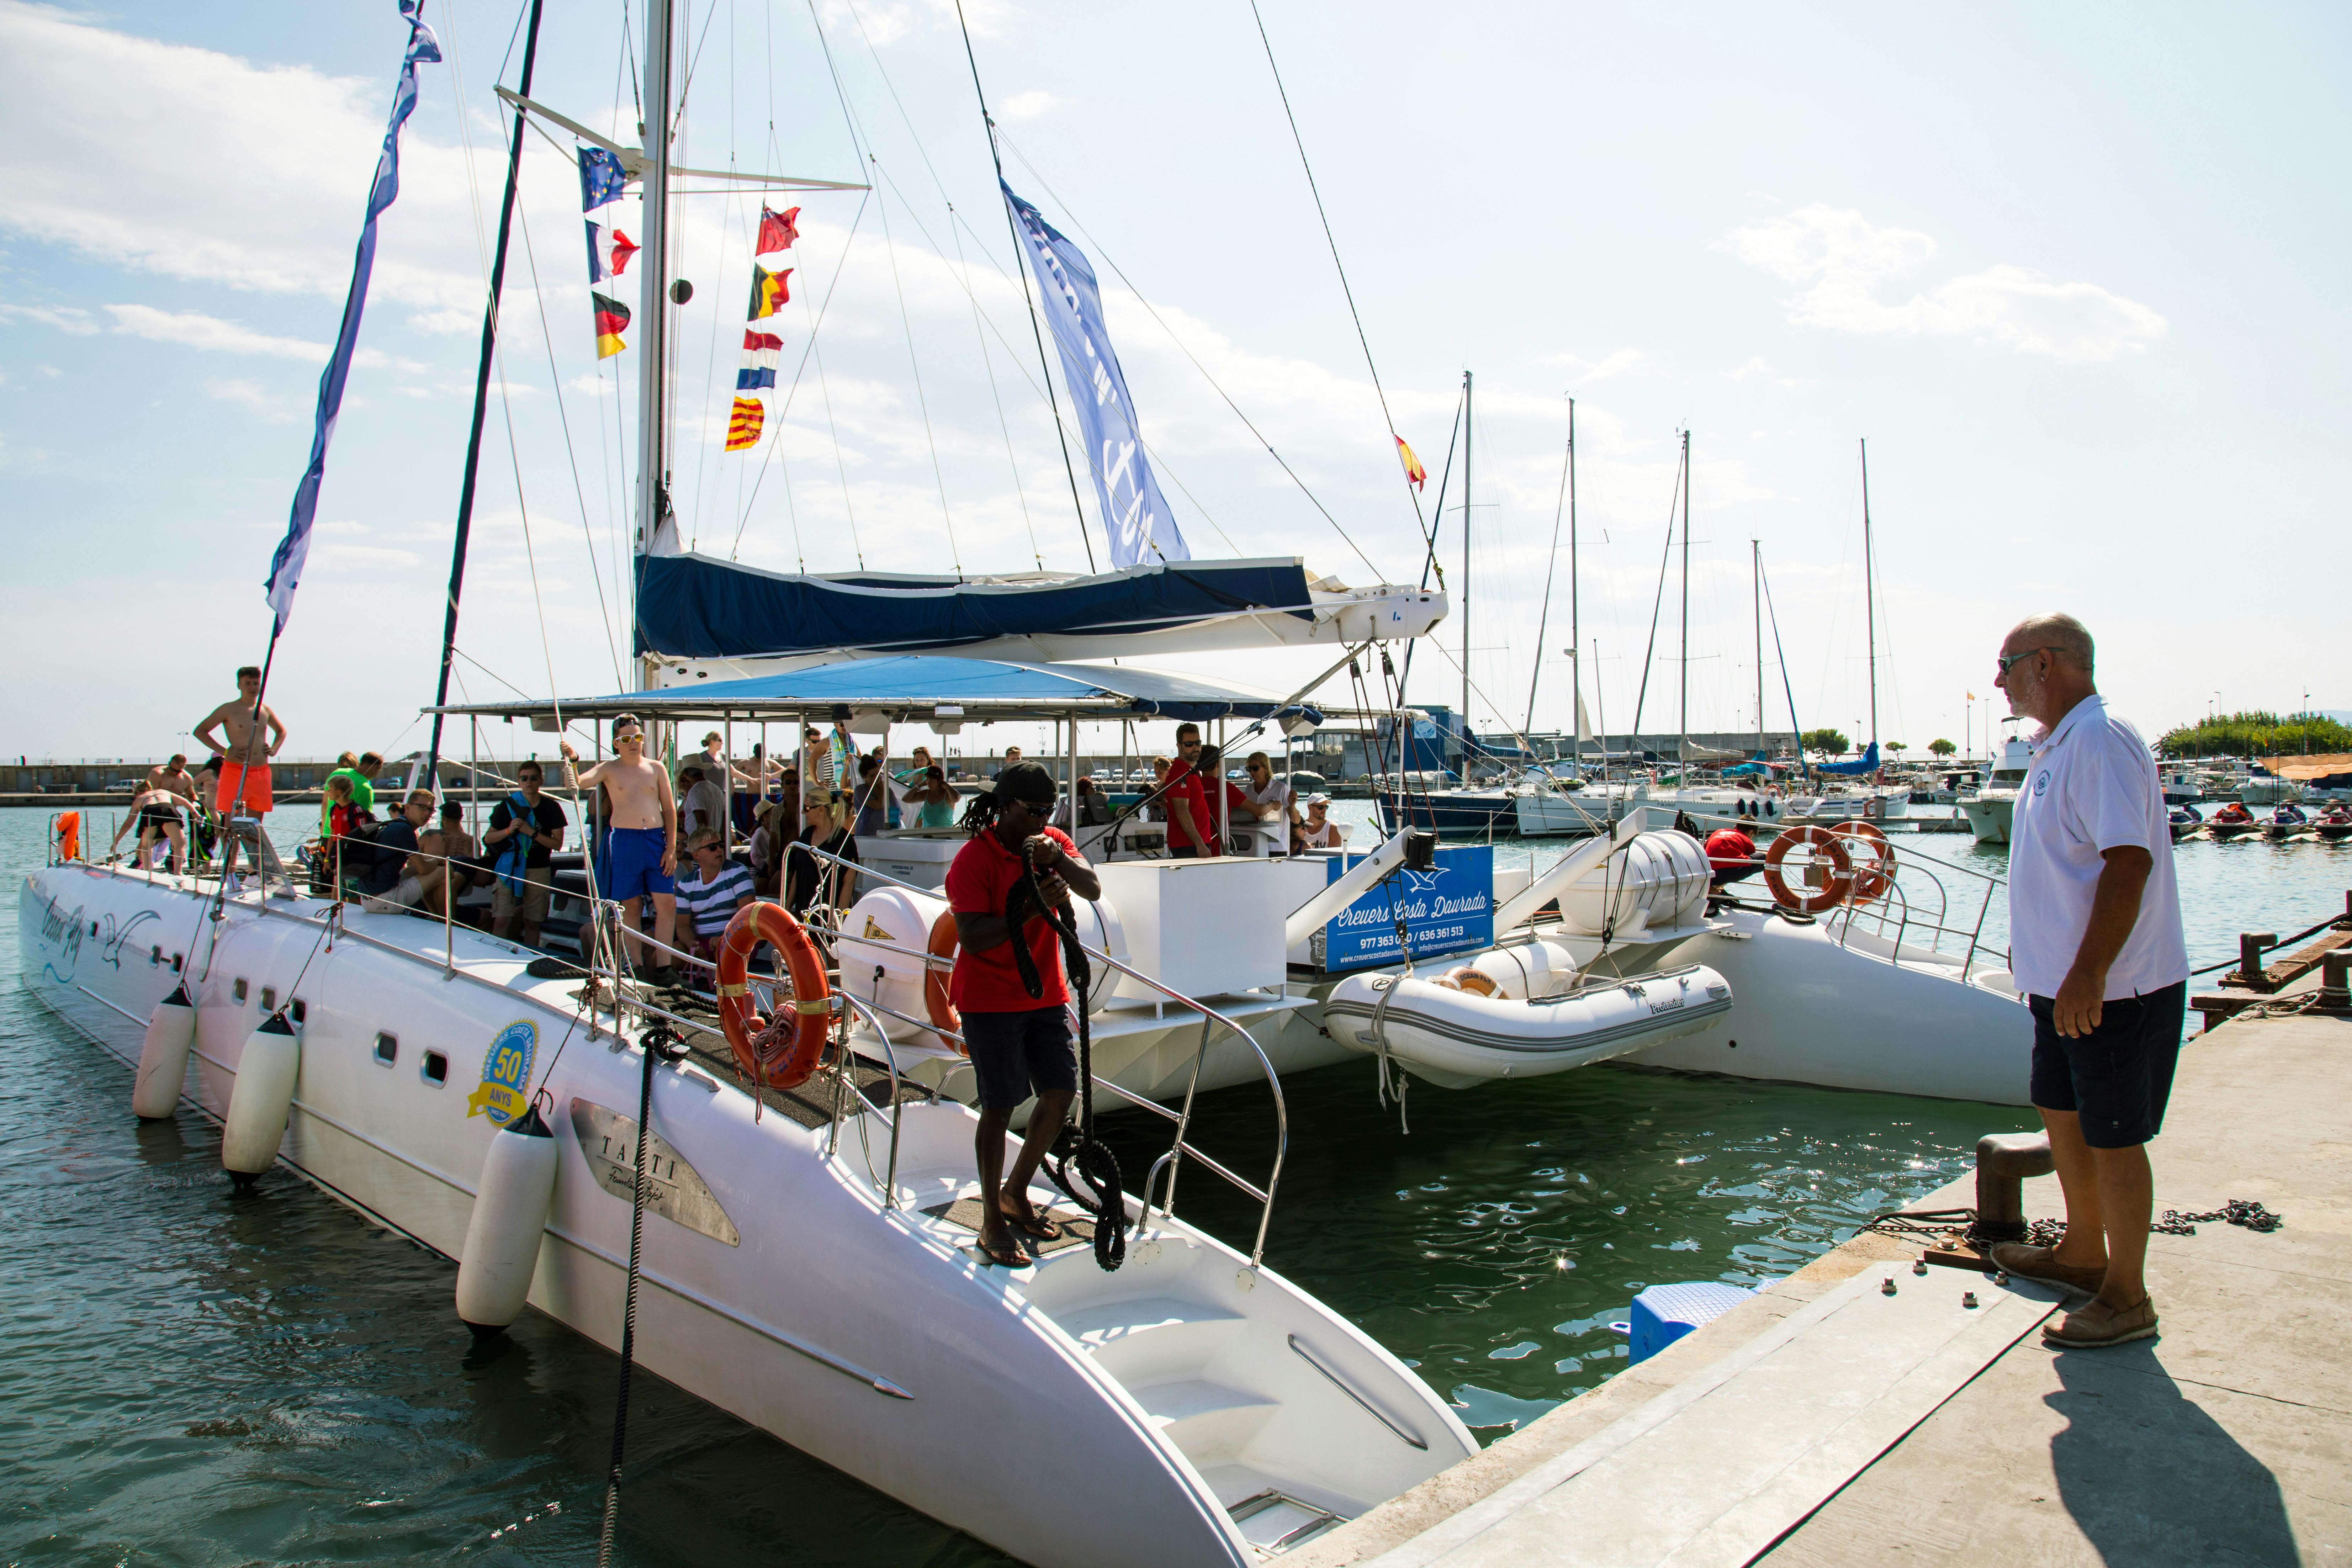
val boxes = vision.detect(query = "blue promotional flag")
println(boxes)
[263,0,439,635]
[1000,181,1187,568]
[578,145,628,211]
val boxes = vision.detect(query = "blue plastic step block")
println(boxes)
[1625,1282,1754,1365]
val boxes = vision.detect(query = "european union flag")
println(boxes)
[578,146,627,212]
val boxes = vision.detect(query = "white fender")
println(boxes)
[454,1104,560,1331]
[132,982,197,1120]
[1064,893,1128,1015]
[221,1011,301,1177]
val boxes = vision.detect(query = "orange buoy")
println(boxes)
[715,901,833,1091]
[922,911,964,1054]
[1762,826,1854,914]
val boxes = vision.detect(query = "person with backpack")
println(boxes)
[483,761,567,946]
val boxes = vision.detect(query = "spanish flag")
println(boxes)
[592,291,630,359]
[726,396,764,452]
[1395,435,1426,491]
[747,263,793,321]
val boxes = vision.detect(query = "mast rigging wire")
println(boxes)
[1626,438,1687,750]
[872,164,964,576]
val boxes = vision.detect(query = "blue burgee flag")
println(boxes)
[578,146,627,211]
[263,0,439,635]
[1000,181,1187,568]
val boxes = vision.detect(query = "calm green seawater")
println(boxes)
[8,804,2344,1563]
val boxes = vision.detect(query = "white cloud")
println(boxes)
[206,377,299,422]
[0,0,486,316]
[0,300,98,334]
[107,304,327,361]
[1545,347,1644,383]
[997,90,1067,124]
[1722,203,2166,362]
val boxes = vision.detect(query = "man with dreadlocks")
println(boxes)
[945,761,1103,1268]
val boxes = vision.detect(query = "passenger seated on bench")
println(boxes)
[1296,794,1346,850]
[675,830,756,965]
[360,790,438,912]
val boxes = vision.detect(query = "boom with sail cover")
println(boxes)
[1816,741,1882,777]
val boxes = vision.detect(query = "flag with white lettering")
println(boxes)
[264,0,439,636]
[1000,180,1186,567]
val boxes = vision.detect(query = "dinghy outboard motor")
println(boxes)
[132,982,197,1120]
[221,1009,301,1185]
[455,1100,561,1336]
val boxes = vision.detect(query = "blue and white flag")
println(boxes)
[579,146,628,211]
[264,0,439,635]
[1000,181,1187,568]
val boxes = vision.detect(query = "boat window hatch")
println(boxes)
[422,1050,449,1087]
[374,1033,397,1066]
[260,987,277,1014]
[290,998,307,1025]
[233,978,248,1004]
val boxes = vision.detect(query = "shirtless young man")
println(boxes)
[146,754,198,806]
[191,666,286,879]
[559,714,681,984]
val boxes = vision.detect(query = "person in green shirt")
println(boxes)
[321,750,384,835]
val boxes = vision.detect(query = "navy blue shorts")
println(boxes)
[962,1006,1077,1112]
[2029,981,2187,1148]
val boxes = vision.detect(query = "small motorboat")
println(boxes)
[2168,806,2203,842]
[2315,809,2352,844]
[2207,807,2262,841]
[1321,959,1731,1089]
[2266,805,2311,842]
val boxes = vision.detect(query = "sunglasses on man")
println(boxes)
[1995,646,2051,676]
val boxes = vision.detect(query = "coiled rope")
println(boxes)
[1004,857,1126,1272]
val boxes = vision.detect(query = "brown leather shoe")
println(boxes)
[1986,1242,2107,1298]
[2043,1295,2159,1348]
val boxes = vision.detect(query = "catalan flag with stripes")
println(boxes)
[592,291,630,359]
[737,329,782,392]
[726,396,764,452]
[746,263,792,321]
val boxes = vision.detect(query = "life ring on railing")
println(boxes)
[1762,826,1854,914]
[1833,820,1895,903]
[923,910,964,1054]
[716,901,833,1090]
[1861,795,1885,821]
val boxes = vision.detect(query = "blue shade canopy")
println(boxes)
[1813,741,1882,777]
[634,553,1316,661]
[434,655,1325,725]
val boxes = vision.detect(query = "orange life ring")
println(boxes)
[1762,825,1854,914]
[715,901,833,1090]
[923,910,964,1054]
[1834,820,1895,903]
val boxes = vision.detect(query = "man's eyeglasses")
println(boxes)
[1995,646,2050,676]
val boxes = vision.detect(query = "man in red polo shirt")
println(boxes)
[1162,722,1214,858]
[945,762,1104,1267]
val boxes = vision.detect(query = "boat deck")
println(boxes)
[1294,970,2351,1566]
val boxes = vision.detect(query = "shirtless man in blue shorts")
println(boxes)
[560,714,682,986]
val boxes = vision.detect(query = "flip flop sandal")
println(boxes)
[976,1235,1033,1269]
[1001,1208,1064,1243]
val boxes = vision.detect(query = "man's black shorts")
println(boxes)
[962,1005,1077,1111]
[2029,980,2187,1148]
[1168,844,1201,859]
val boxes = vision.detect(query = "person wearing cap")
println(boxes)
[1296,794,1346,849]
[559,715,682,985]
[945,761,1102,1268]
[1986,612,2187,1350]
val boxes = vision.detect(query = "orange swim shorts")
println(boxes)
[216,761,274,816]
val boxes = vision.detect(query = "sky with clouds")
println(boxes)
[4,0,2347,767]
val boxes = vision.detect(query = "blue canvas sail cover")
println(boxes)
[634,553,1315,661]
[1814,741,1881,777]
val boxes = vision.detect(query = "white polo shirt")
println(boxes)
[2008,694,2188,1000]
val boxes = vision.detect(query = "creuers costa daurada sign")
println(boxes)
[1319,844,1494,972]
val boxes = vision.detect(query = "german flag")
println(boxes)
[726,396,764,452]
[592,291,631,359]
[746,263,792,321]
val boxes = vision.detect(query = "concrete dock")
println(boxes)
[1302,985,2349,1567]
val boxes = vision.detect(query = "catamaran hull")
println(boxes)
[1622,905,2033,1105]
[19,865,1471,1567]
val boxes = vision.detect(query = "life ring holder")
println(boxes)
[715,901,833,1091]
[923,911,964,1054]
[1833,820,1895,904]
[1762,826,1854,914]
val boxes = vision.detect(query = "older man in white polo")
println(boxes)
[1987,612,2187,1349]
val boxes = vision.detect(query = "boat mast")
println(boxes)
[1461,369,1473,756]
[1753,538,1763,762]
[1679,430,1690,780]
[1524,396,1572,742]
[1860,437,1876,755]
[1568,396,1578,765]
[631,0,677,686]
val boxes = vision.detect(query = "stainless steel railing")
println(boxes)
[785,838,1291,1268]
